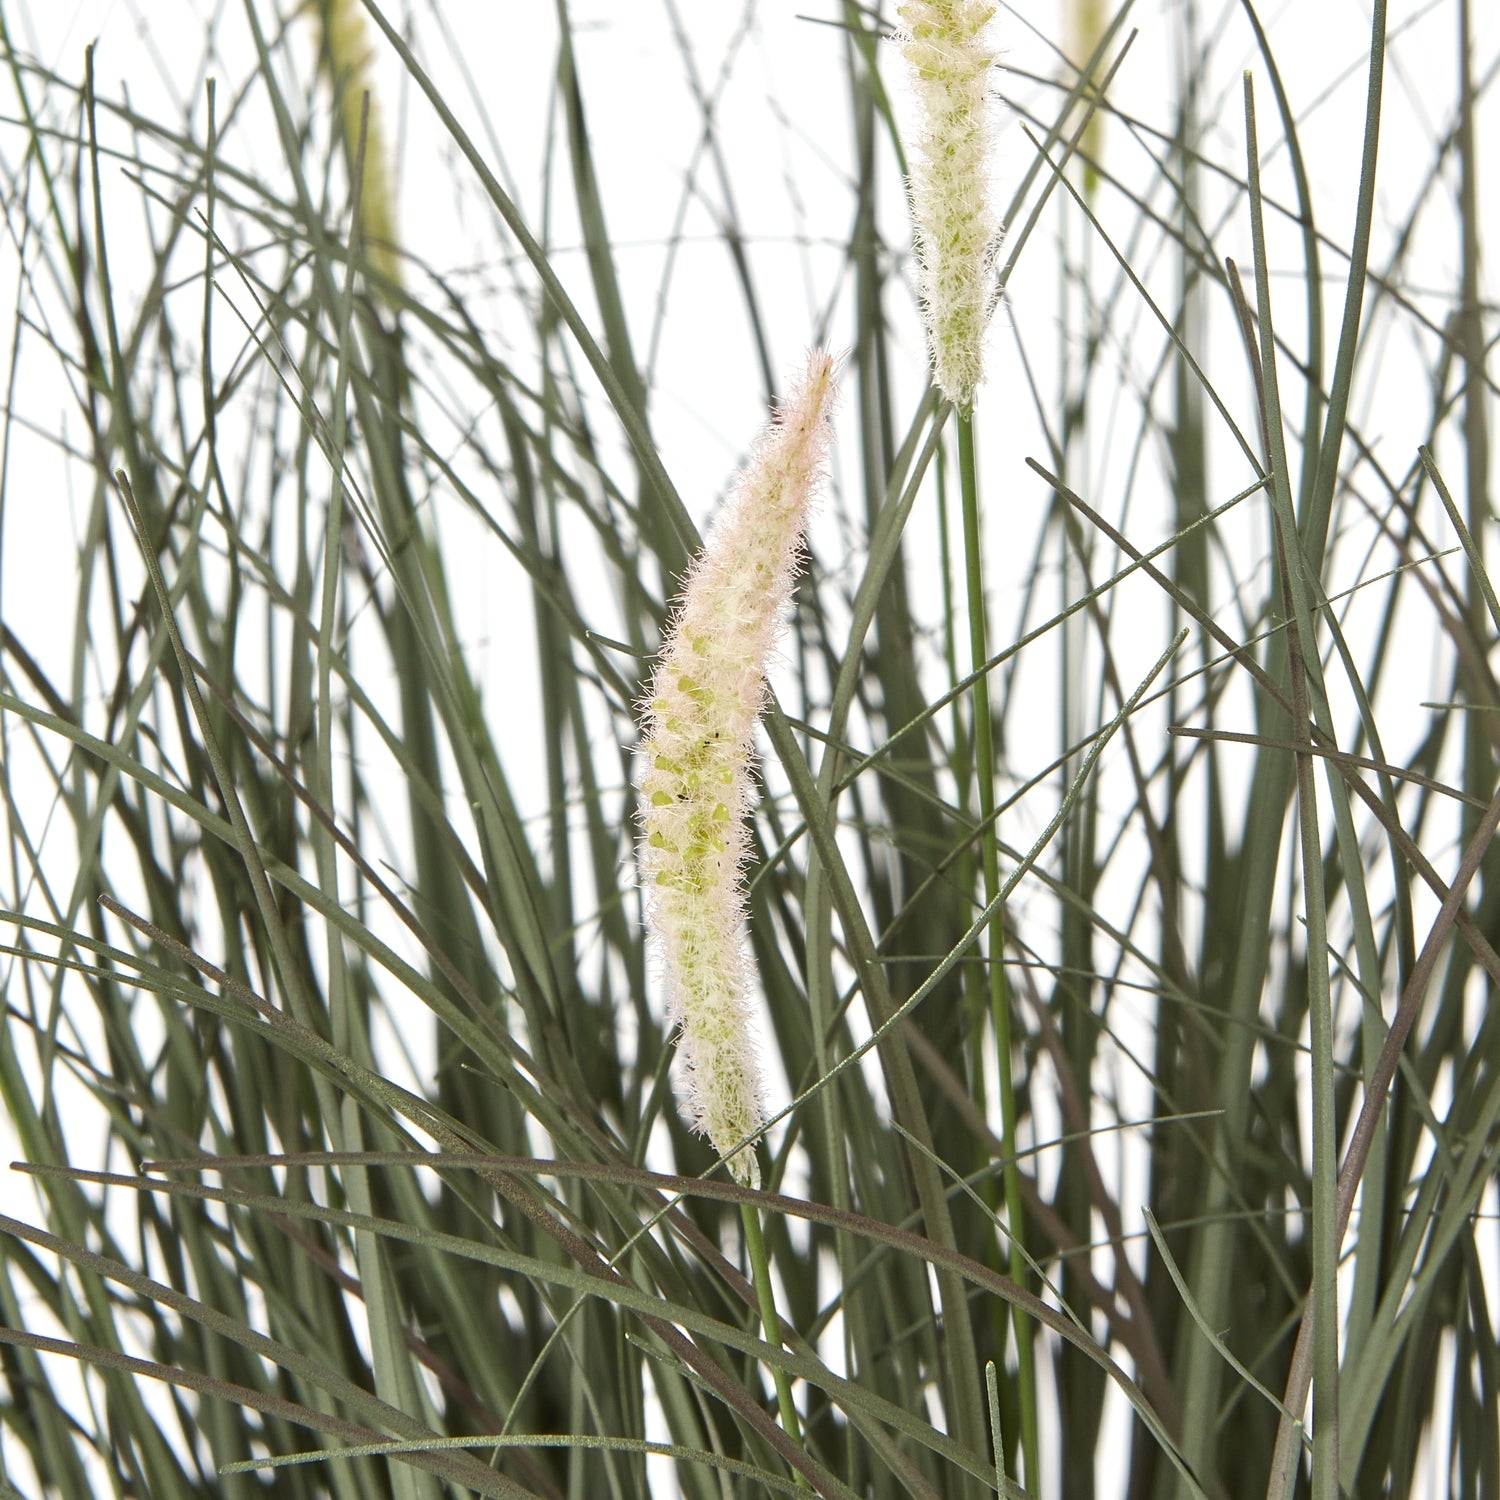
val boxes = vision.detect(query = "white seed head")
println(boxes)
[637,351,838,1188]
[895,0,1003,410]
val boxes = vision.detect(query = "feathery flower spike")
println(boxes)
[896,0,1002,410]
[638,351,838,1188]
[318,0,401,291]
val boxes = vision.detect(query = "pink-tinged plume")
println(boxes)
[637,351,838,1188]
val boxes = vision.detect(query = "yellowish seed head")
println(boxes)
[317,0,401,293]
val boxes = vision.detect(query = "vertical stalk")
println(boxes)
[1458,0,1493,839]
[958,408,1040,1488]
[740,1203,807,1482]
[1243,77,1339,1500]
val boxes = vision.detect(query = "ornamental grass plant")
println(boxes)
[0,2,1495,1497]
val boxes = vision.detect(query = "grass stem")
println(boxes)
[958,407,1040,1488]
[740,1201,808,1483]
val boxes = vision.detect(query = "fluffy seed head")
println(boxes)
[1064,0,1107,196]
[895,0,1002,410]
[319,0,401,291]
[637,351,838,1188]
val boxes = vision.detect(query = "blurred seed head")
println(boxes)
[318,0,401,292]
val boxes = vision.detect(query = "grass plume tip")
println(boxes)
[637,350,839,1189]
[895,0,1003,410]
[317,0,401,291]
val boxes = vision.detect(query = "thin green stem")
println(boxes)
[1244,74,1339,1500]
[740,1201,807,1483]
[958,408,1039,1488]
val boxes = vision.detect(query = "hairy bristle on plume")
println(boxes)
[896,0,1002,409]
[636,350,838,1189]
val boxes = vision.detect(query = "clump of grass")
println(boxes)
[0,2,1495,1499]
